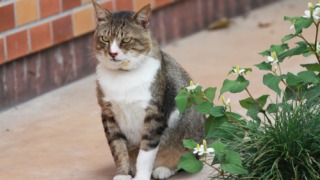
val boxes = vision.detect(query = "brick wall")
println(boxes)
[0,0,279,110]
[0,0,173,65]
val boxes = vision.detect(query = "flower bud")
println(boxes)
[203,139,207,151]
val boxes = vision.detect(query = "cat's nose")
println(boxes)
[108,52,118,58]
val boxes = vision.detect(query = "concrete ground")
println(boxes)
[0,0,315,179]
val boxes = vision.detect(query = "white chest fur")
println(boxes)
[96,57,160,148]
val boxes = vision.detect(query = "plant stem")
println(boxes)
[201,160,222,174]
[222,170,225,180]
[315,21,320,63]
[298,34,320,63]
[315,21,319,48]
[277,63,300,101]
[245,88,273,125]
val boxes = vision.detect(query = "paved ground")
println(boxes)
[0,0,315,179]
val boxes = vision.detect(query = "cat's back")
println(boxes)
[160,51,191,89]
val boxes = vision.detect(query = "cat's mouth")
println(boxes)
[110,58,122,62]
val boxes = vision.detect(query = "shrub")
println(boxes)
[175,2,320,179]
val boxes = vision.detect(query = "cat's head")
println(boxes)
[92,0,152,70]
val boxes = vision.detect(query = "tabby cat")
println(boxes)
[92,1,203,179]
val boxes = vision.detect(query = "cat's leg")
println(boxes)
[133,107,167,180]
[128,148,139,177]
[101,104,131,180]
[152,146,182,179]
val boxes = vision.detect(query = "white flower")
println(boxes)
[303,3,320,19]
[232,65,245,76]
[289,19,296,30]
[193,140,214,156]
[290,24,295,30]
[186,80,198,92]
[267,51,279,64]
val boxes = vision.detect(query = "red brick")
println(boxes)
[0,4,15,33]
[40,0,61,18]
[101,1,113,12]
[115,0,133,11]
[30,22,53,52]
[16,0,39,26]
[6,30,29,61]
[134,0,151,11]
[154,0,172,9]
[0,38,5,65]
[52,15,73,44]
[62,0,81,11]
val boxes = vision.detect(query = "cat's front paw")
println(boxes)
[152,167,176,179]
[113,175,132,180]
[132,175,150,180]
[132,177,149,180]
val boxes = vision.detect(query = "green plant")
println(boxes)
[175,1,320,179]
[240,99,320,179]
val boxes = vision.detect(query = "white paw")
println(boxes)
[152,167,176,179]
[113,175,132,180]
[132,177,149,180]
[132,175,150,180]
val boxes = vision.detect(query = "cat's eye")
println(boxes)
[100,36,109,43]
[122,37,132,44]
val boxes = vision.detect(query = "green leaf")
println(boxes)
[240,95,269,109]
[209,141,227,154]
[205,116,227,138]
[225,112,244,121]
[205,116,244,140]
[259,44,289,59]
[269,44,289,54]
[286,72,300,86]
[263,73,282,95]
[225,150,242,165]
[284,16,314,35]
[183,139,198,149]
[266,103,278,113]
[210,106,225,117]
[297,71,318,84]
[257,95,269,107]
[193,92,207,104]
[239,97,255,110]
[194,86,202,93]
[278,41,308,61]
[303,50,314,57]
[259,50,270,56]
[220,76,250,95]
[177,152,204,173]
[175,92,189,113]
[281,34,295,43]
[255,62,272,71]
[195,101,213,114]
[301,63,320,72]
[221,164,248,175]
[283,85,300,101]
[204,87,217,102]
[246,105,261,123]
[286,71,318,86]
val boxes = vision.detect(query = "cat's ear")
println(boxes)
[92,0,111,23]
[133,4,151,28]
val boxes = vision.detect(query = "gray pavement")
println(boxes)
[0,0,314,179]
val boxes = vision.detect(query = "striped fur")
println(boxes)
[92,1,204,179]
